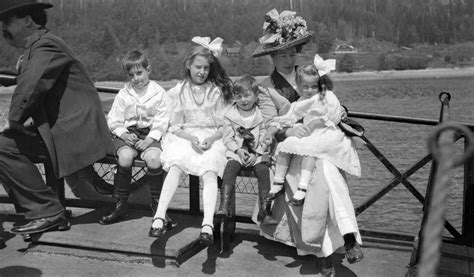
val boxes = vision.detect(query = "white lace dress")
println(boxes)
[160,81,230,177]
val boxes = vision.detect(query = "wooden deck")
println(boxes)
[0,206,412,277]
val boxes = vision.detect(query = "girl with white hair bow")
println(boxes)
[149,36,233,247]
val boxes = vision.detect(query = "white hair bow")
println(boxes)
[191,36,224,58]
[314,54,336,76]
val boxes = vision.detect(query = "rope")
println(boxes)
[418,122,474,277]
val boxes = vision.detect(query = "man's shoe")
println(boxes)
[345,242,364,264]
[11,212,70,235]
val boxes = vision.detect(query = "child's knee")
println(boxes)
[142,148,162,169]
[117,147,136,167]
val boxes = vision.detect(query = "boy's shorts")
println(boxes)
[113,126,161,160]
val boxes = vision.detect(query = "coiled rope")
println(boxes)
[418,122,474,277]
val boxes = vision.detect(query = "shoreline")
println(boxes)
[2,67,474,95]
[96,66,474,89]
[331,66,474,82]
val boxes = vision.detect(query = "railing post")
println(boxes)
[463,138,474,246]
[410,92,451,267]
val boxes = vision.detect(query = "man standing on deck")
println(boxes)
[0,0,113,236]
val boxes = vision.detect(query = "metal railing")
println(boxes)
[1,74,474,247]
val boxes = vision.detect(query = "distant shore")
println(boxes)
[330,66,474,82]
[96,66,474,89]
[2,67,474,95]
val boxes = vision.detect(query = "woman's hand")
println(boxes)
[120,132,138,146]
[189,136,203,154]
[135,137,154,151]
[340,105,348,121]
[285,125,310,138]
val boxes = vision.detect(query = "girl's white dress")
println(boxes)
[161,81,230,177]
[273,90,361,177]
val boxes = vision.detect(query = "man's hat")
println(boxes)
[0,0,53,19]
[253,9,312,58]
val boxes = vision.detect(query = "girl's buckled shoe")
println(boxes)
[149,217,167,238]
[199,224,214,246]
[288,188,307,206]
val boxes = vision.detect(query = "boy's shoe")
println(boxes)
[345,242,364,264]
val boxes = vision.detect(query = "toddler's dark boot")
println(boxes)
[99,166,132,225]
[258,196,278,224]
[216,183,233,218]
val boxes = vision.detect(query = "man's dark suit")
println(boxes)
[0,29,114,220]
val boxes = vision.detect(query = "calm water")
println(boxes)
[334,75,474,235]
[1,74,473,236]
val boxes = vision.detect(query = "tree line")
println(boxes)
[0,0,472,81]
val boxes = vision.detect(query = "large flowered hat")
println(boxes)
[252,9,312,58]
[0,0,52,19]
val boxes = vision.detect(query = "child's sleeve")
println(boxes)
[326,91,342,124]
[212,90,232,138]
[107,91,128,137]
[222,118,239,153]
[166,87,185,134]
[270,97,316,129]
[148,90,169,142]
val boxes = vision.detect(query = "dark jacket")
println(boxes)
[9,29,114,178]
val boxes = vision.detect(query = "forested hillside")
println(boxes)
[1,0,473,81]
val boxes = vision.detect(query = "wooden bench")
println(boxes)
[0,151,257,250]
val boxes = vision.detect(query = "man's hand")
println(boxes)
[2,120,36,136]
[120,132,138,146]
[285,125,310,138]
[135,137,154,151]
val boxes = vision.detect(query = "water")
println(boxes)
[2,74,473,236]
[335,75,474,235]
